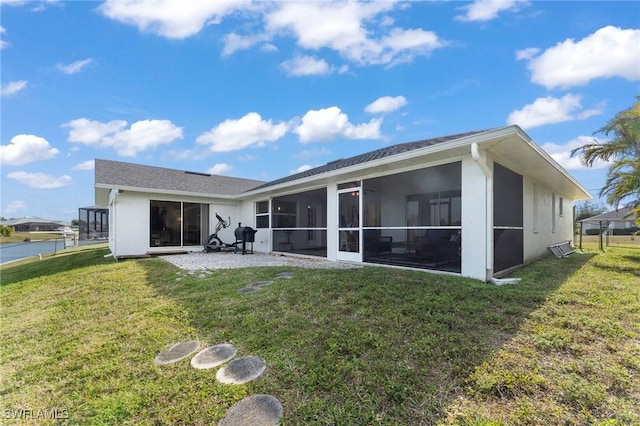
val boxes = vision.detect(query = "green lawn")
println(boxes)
[1,245,638,425]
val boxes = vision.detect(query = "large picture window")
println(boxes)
[150,201,209,247]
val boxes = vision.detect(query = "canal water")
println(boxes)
[0,239,73,264]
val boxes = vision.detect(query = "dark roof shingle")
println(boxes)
[249,129,493,191]
[95,159,265,196]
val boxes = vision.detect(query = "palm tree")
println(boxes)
[572,97,640,219]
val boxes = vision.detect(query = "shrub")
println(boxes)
[0,225,13,237]
[609,227,639,235]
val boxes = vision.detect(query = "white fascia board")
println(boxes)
[237,127,519,199]
[94,183,236,201]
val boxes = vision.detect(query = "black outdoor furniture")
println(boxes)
[234,223,257,255]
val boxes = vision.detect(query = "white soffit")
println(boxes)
[484,131,591,200]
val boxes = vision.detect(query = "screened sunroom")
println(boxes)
[357,162,462,273]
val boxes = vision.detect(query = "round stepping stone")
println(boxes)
[238,287,260,293]
[251,281,273,288]
[277,272,293,277]
[274,275,292,280]
[219,394,283,426]
[191,344,237,369]
[216,356,266,384]
[154,340,200,365]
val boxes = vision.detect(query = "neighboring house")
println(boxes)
[1,218,69,233]
[95,125,591,281]
[580,207,638,234]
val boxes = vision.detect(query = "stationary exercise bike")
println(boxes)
[203,213,238,252]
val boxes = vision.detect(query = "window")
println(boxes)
[150,201,209,247]
[256,201,269,229]
[559,197,564,217]
[552,193,556,233]
[533,183,539,233]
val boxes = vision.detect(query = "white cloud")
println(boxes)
[72,160,95,171]
[290,164,314,174]
[3,200,26,215]
[207,163,232,175]
[280,55,331,77]
[365,95,407,114]
[455,0,529,22]
[0,0,62,12]
[0,1,27,6]
[196,112,288,152]
[0,25,10,50]
[0,134,60,166]
[542,136,612,170]
[57,58,93,74]
[99,0,248,39]
[263,2,445,66]
[293,147,331,160]
[506,94,603,129]
[515,47,539,61]
[295,106,382,143]
[519,26,640,89]
[7,171,72,188]
[63,118,183,156]
[1,80,27,96]
[238,154,257,161]
[222,32,269,56]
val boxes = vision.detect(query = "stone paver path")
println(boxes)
[154,340,200,365]
[216,356,267,385]
[155,271,295,423]
[218,394,283,426]
[191,344,237,369]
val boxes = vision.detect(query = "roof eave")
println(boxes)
[513,126,592,200]
[239,127,517,198]
[95,183,236,201]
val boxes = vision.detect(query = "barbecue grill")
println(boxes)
[234,223,257,255]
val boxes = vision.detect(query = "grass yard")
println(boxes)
[0,244,638,425]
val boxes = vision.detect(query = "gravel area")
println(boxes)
[161,251,360,271]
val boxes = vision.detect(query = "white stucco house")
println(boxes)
[95,125,591,281]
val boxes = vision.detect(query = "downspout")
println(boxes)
[471,143,494,281]
[106,189,118,260]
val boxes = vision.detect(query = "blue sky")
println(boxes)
[1,0,638,221]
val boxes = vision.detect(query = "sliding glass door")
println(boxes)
[150,201,209,247]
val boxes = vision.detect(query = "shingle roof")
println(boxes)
[95,159,265,196]
[95,128,497,197]
[1,218,66,226]
[249,128,493,191]
[581,207,636,222]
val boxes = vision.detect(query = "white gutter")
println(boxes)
[95,183,237,203]
[471,142,494,281]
